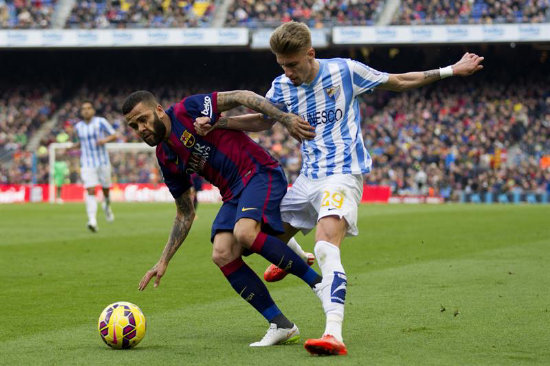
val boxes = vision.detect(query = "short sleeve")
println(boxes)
[181,93,220,124]
[265,80,289,113]
[99,118,116,136]
[157,157,192,199]
[347,59,389,96]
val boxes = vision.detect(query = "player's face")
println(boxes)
[81,103,95,120]
[125,102,167,147]
[276,48,315,86]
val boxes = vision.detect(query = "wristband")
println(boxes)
[439,66,453,79]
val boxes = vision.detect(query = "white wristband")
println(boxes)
[439,66,453,79]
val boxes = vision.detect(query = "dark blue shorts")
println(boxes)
[211,166,287,243]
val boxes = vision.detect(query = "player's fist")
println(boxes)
[280,113,315,143]
[194,116,214,136]
[452,52,484,76]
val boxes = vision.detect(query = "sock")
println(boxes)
[85,193,97,225]
[220,257,291,328]
[314,240,347,342]
[287,237,308,261]
[250,232,321,288]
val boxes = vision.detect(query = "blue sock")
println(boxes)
[250,232,321,288]
[220,257,283,323]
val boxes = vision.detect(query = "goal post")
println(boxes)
[48,142,155,203]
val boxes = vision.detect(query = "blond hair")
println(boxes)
[269,21,312,55]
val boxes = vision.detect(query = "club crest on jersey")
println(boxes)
[325,85,340,100]
[180,130,195,148]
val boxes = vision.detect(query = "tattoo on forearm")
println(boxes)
[216,116,228,129]
[424,69,440,79]
[218,91,289,126]
[161,192,195,261]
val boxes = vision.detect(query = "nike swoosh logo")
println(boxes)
[241,207,257,212]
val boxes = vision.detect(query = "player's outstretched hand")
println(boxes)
[194,116,214,136]
[281,113,315,143]
[138,260,168,291]
[452,52,484,76]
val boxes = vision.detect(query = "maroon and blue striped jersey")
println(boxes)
[156,92,280,201]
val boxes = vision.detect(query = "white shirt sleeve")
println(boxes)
[99,117,116,136]
[347,59,389,97]
[265,80,288,113]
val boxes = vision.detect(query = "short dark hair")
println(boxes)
[81,100,94,108]
[122,90,157,115]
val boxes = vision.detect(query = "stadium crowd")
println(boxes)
[64,0,214,29]
[0,0,56,29]
[392,0,550,25]
[3,72,548,201]
[1,43,549,201]
[0,86,58,185]
[2,0,549,29]
[225,0,382,28]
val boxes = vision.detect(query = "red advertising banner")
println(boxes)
[0,184,394,204]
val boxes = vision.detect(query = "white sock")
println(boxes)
[314,240,346,342]
[287,237,308,261]
[85,193,97,225]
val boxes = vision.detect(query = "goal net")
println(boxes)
[48,142,162,203]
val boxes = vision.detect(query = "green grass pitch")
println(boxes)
[1,203,549,365]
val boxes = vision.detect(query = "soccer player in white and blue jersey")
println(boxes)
[195,21,484,356]
[73,101,117,232]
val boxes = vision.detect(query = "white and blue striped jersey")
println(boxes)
[266,58,388,178]
[74,116,116,168]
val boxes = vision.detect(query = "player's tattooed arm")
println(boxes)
[379,52,484,92]
[216,90,288,120]
[216,90,315,142]
[194,114,274,136]
[138,189,195,291]
[162,190,195,262]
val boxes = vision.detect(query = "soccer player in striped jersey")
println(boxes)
[72,101,117,232]
[123,90,320,346]
[195,22,484,356]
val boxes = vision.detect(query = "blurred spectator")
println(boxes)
[226,0,382,28]
[393,0,550,25]
[0,0,56,29]
[65,0,215,29]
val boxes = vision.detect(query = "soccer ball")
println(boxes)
[98,301,146,349]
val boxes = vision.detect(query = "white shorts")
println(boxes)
[81,166,112,189]
[280,173,364,236]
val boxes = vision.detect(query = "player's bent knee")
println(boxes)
[211,247,237,267]
[232,228,257,249]
[233,219,261,249]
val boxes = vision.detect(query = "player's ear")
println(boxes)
[307,47,315,59]
[156,104,164,114]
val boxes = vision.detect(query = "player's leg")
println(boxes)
[99,165,114,222]
[81,167,99,232]
[212,231,299,346]
[264,174,318,282]
[304,174,363,356]
[233,218,321,288]
[55,181,63,203]
[232,168,321,288]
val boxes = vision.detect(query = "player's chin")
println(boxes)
[143,135,161,146]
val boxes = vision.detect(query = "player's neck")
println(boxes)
[161,114,172,140]
[84,117,93,123]
[305,59,320,84]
